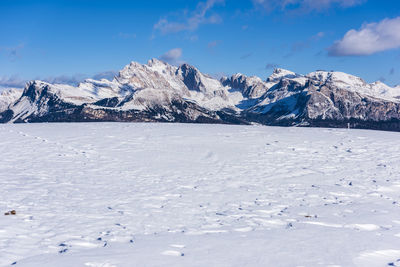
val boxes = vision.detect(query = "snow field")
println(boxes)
[0,123,400,266]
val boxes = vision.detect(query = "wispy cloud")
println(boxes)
[208,40,220,49]
[46,71,118,84]
[210,72,227,80]
[253,0,364,12]
[0,44,24,61]
[0,75,87,91]
[44,74,87,85]
[285,32,325,57]
[328,17,400,56]
[0,75,26,89]
[265,63,279,70]
[159,48,183,65]
[117,32,137,39]
[154,0,224,35]
[92,71,118,81]
[188,35,199,42]
[378,76,386,83]
[0,71,118,90]
[240,52,253,59]
[311,31,325,40]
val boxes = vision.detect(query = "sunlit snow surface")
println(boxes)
[1,123,400,267]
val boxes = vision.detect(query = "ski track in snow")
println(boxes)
[0,123,400,266]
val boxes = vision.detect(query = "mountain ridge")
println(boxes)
[1,58,400,131]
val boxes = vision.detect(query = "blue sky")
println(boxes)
[0,0,399,88]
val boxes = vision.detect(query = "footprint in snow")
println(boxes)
[161,250,184,256]
[170,244,185,248]
[85,262,116,267]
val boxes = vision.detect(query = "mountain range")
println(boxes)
[1,58,400,131]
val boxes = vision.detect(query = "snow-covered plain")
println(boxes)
[1,123,400,267]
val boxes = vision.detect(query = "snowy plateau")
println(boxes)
[1,122,400,266]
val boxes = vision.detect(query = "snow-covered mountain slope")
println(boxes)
[245,76,400,130]
[1,59,400,131]
[1,123,400,266]
[307,71,400,101]
[0,88,22,113]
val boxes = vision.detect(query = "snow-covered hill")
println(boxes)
[1,123,400,266]
[1,59,400,131]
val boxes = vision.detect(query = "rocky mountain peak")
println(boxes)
[147,58,169,68]
[177,63,205,92]
[223,73,270,99]
[22,80,51,101]
[267,68,299,82]
[114,60,175,90]
[148,58,162,64]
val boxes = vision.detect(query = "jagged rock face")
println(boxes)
[221,74,270,98]
[244,79,400,130]
[176,63,229,100]
[1,59,400,132]
[23,81,49,102]
[305,84,400,122]
[244,79,309,124]
[115,59,180,91]
[177,64,204,92]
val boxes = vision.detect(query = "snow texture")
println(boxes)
[1,123,400,266]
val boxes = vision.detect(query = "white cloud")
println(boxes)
[253,0,364,12]
[0,70,118,91]
[0,75,26,89]
[159,48,183,65]
[329,17,400,56]
[44,74,86,85]
[92,71,118,81]
[0,74,86,88]
[154,0,224,35]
